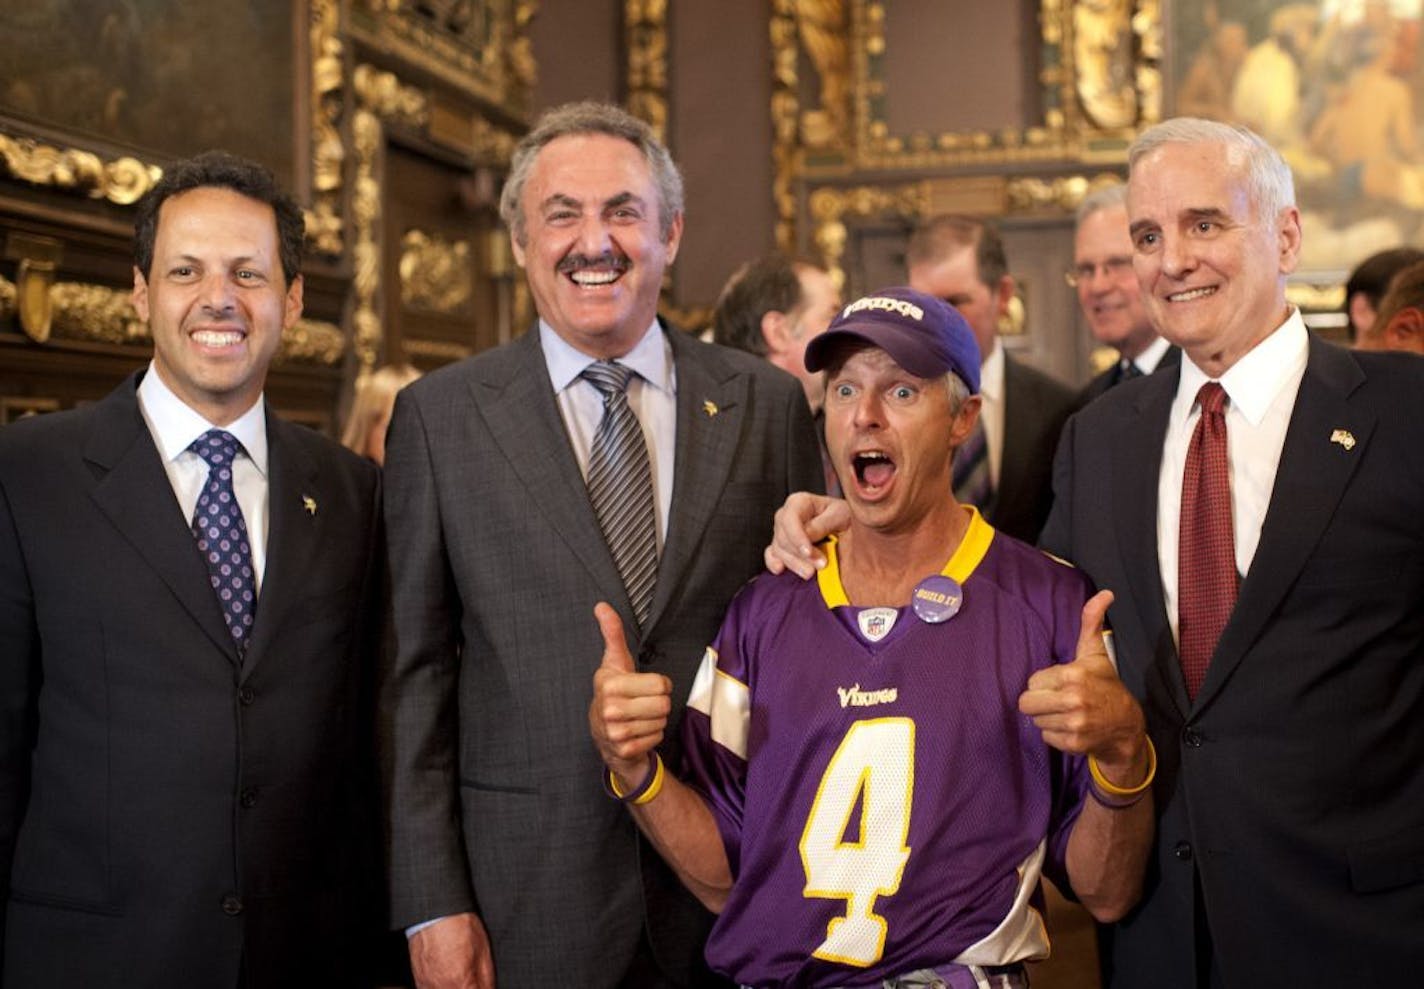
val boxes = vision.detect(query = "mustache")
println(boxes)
[557,251,630,275]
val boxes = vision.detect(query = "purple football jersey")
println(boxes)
[680,510,1094,988]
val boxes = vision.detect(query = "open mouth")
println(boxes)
[1166,286,1217,303]
[190,326,246,349]
[852,450,896,492]
[559,252,630,288]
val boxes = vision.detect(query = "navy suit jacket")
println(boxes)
[1041,338,1424,986]
[0,373,384,987]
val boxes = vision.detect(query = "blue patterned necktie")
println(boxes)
[580,361,657,627]
[189,429,257,652]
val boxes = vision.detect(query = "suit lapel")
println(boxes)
[241,412,321,676]
[85,375,238,663]
[1114,370,1191,717]
[474,330,633,622]
[646,330,748,633]
[1194,339,1370,708]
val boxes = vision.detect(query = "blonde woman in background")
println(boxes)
[341,363,422,465]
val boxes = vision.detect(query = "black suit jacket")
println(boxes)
[381,325,823,988]
[1041,338,1424,986]
[0,373,383,987]
[1078,345,1181,406]
[988,354,1078,543]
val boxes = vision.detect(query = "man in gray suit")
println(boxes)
[382,102,822,988]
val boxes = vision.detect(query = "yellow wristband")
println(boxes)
[606,752,665,805]
[1088,735,1156,798]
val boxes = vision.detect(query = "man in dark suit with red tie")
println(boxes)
[0,153,384,986]
[1041,118,1424,986]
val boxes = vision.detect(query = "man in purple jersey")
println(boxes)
[589,288,1153,989]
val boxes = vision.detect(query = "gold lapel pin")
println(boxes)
[1329,429,1356,451]
[303,495,318,516]
[703,400,719,418]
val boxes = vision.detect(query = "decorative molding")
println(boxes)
[1005,172,1123,213]
[0,274,342,365]
[403,336,473,362]
[0,131,162,205]
[625,0,669,141]
[351,0,535,116]
[353,63,430,130]
[399,229,474,316]
[349,106,385,380]
[807,181,929,287]
[769,0,800,253]
[308,0,346,256]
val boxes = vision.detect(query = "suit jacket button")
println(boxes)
[637,647,658,668]
[1183,726,1203,748]
[238,687,256,706]
[240,788,258,808]
[221,894,244,916]
[1174,841,1193,862]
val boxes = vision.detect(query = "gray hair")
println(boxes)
[1075,181,1127,225]
[498,101,685,245]
[944,369,971,411]
[1128,117,1295,223]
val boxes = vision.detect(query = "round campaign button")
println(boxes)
[911,574,963,624]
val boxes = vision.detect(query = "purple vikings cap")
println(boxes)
[804,286,981,394]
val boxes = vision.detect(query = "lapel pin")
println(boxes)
[703,399,719,418]
[303,495,318,516]
[1329,429,1356,451]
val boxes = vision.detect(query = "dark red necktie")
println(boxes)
[1178,382,1237,700]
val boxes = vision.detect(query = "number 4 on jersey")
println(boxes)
[798,717,915,967]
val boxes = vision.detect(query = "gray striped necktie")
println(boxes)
[581,360,657,627]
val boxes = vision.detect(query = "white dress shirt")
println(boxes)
[978,338,1005,490]
[540,319,677,548]
[1131,335,1173,376]
[1157,310,1308,643]
[137,363,270,593]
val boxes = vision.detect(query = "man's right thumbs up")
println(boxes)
[590,602,673,787]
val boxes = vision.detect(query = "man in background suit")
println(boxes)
[1041,118,1424,985]
[382,102,822,988]
[0,152,383,986]
[906,215,1077,542]
[1071,182,1178,405]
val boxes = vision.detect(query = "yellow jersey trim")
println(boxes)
[816,506,995,609]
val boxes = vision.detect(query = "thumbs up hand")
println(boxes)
[589,602,673,789]
[1018,591,1150,780]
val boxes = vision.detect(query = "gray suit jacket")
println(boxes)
[1041,339,1424,986]
[0,372,384,987]
[382,325,823,987]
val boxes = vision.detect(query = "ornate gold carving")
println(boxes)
[351,0,535,114]
[309,0,346,256]
[807,182,930,287]
[0,131,161,205]
[0,275,341,364]
[1286,281,1347,313]
[349,107,385,380]
[1006,173,1122,213]
[770,0,801,252]
[276,318,348,366]
[625,0,669,141]
[399,229,474,316]
[403,337,473,362]
[0,274,17,323]
[48,281,150,345]
[795,0,851,150]
[353,64,429,130]
[4,233,63,343]
[1073,0,1137,130]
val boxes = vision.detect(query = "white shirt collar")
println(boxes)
[979,337,1005,401]
[1176,308,1308,425]
[539,319,672,396]
[1132,335,1173,375]
[136,361,269,475]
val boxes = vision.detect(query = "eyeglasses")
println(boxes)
[1065,256,1134,287]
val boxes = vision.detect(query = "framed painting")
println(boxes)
[1168,0,1424,283]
